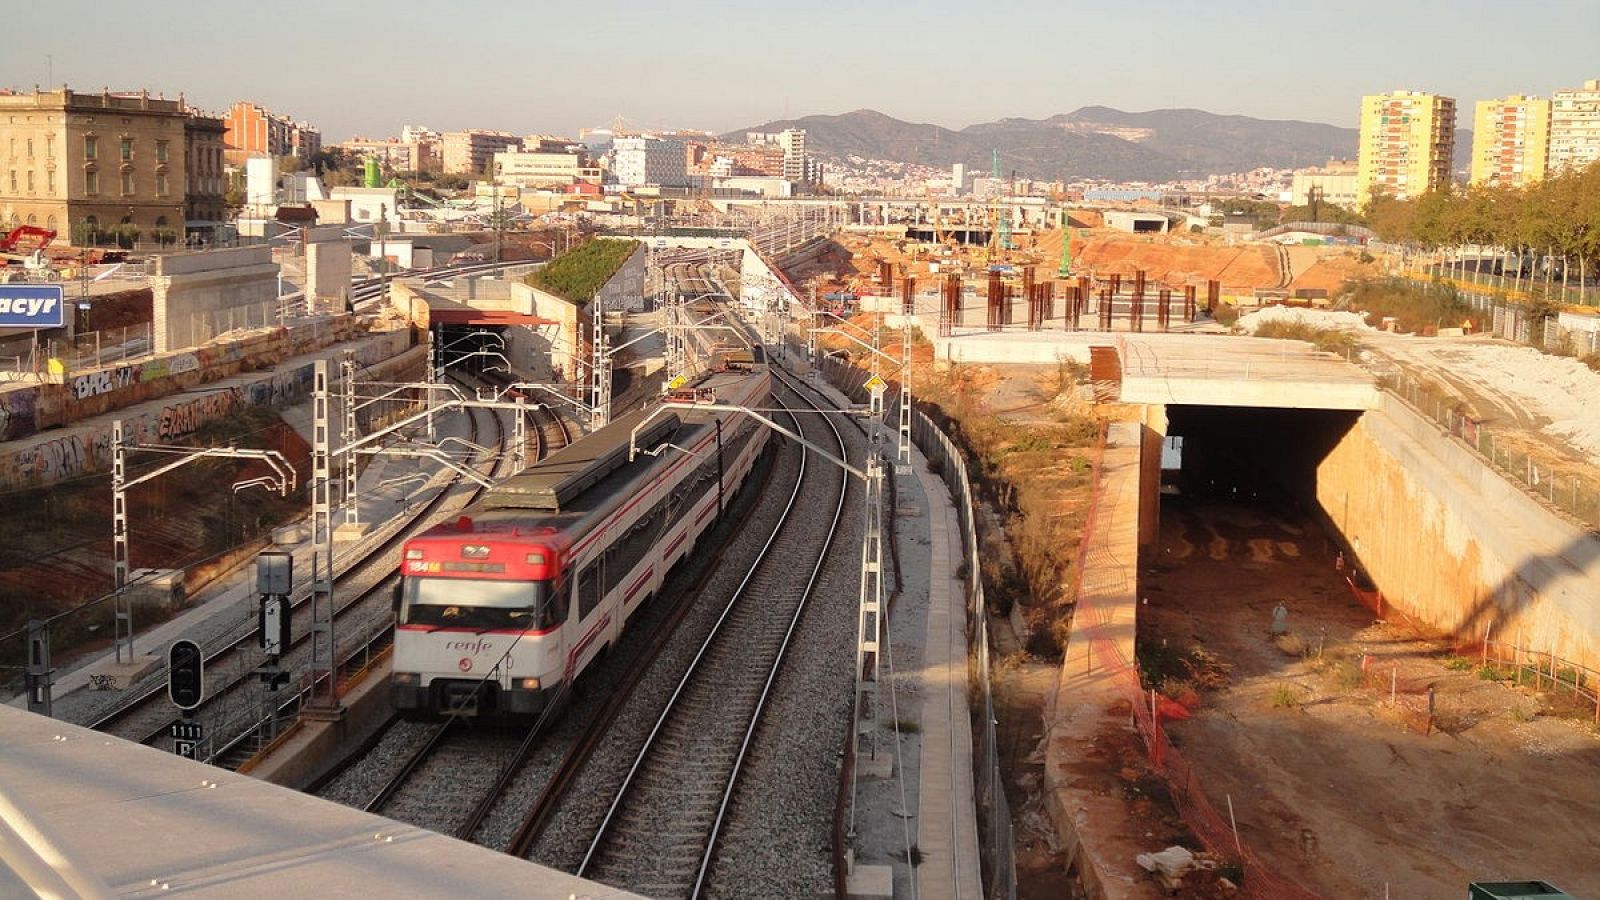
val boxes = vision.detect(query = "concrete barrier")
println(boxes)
[1317,392,1600,671]
[0,328,412,492]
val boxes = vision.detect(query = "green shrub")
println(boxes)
[1270,683,1301,709]
[1345,276,1474,333]
[524,238,639,305]
[1252,320,1359,355]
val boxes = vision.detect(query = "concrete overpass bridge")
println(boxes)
[927,326,1599,675]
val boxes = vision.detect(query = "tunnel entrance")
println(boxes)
[1161,405,1359,512]
[435,324,509,378]
[1135,402,1600,894]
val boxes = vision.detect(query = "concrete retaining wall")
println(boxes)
[1,328,411,492]
[0,317,360,444]
[1317,392,1600,670]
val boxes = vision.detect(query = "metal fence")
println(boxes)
[1379,371,1600,532]
[818,354,1016,900]
[1406,264,1594,309]
[1481,638,1600,723]
[913,410,1017,900]
[1339,576,1600,730]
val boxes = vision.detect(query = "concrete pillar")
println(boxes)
[148,246,278,353]
[1138,404,1167,548]
[305,226,353,315]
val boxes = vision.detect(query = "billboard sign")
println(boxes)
[0,285,66,329]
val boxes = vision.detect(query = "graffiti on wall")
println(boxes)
[0,389,38,441]
[72,364,141,400]
[157,389,240,440]
[14,430,114,482]
[142,352,200,381]
[243,366,314,408]
[71,352,201,401]
[4,333,413,491]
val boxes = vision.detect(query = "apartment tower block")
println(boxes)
[1356,90,1456,203]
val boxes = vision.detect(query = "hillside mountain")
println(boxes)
[731,107,1467,182]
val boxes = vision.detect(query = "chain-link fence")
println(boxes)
[1407,264,1595,308]
[1378,371,1600,531]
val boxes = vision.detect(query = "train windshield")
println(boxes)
[400,577,564,632]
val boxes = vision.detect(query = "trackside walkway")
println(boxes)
[1042,423,1163,898]
[912,443,985,899]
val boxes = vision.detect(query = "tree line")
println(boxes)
[1364,161,1600,304]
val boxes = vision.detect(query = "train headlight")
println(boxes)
[392,672,420,687]
[517,677,541,691]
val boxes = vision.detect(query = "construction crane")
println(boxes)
[995,150,1013,253]
[1057,208,1072,278]
[985,149,1016,263]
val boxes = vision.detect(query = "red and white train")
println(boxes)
[391,358,771,718]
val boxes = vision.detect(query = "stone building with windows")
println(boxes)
[0,87,190,245]
[184,113,227,237]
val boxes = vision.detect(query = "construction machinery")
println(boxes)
[0,226,60,282]
[0,225,56,259]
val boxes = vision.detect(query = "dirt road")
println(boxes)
[1142,497,1600,898]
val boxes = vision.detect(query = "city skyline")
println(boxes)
[5,0,1598,141]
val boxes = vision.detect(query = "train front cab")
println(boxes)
[390,562,571,720]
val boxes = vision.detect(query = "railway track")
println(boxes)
[86,391,502,750]
[89,376,570,763]
[75,261,557,742]
[211,400,573,771]
[509,372,851,898]
[316,370,789,852]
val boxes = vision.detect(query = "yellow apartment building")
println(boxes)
[1470,95,1551,187]
[1356,91,1456,204]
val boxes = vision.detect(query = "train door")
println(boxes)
[573,556,606,672]
[549,574,572,687]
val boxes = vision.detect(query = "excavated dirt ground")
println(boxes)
[806,230,1358,299]
[1140,496,1600,898]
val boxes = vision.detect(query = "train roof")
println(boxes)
[482,406,679,512]
[477,368,765,521]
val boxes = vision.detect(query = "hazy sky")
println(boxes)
[6,0,1597,140]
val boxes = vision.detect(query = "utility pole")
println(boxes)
[492,183,503,265]
[589,295,609,430]
[112,419,131,663]
[109,420,295,667]
[341,349,359,528]
[898,276,913,469]
[304,359,341,718]
[376,205,390,312]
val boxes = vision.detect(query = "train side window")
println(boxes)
[578,562,602,620]
[544,579,570,629]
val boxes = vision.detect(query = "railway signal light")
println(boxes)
[168,639,204,711]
